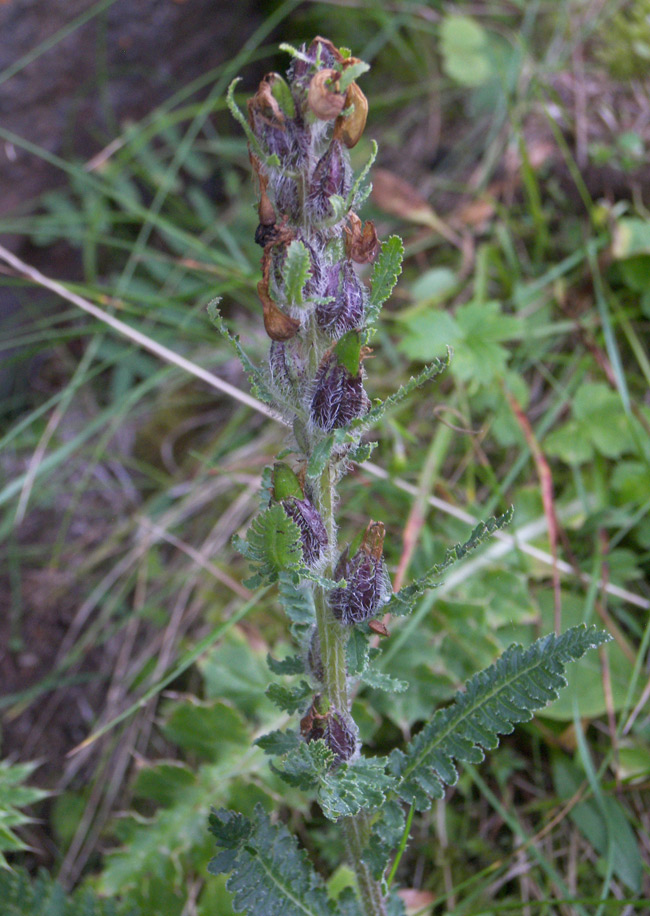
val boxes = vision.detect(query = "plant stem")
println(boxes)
[315,460,388,916]
[344,813,388,916]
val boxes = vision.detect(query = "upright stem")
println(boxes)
[314,460,388,916]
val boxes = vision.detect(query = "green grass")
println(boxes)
[1,1,649,913]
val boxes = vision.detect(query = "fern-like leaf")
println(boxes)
[0,760,49,866]
[390,625,611,810]
[386,508,514,617]
[233,504,303,586]
[209,805,362,916]
[346,140,377,211]
[271,741,396,820]
[366,236,404,325]
[207,299,275,405]
[0,867,136,916]
[359,350,451,432]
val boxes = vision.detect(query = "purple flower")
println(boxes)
[330,522,392,625]
[316,261,365,338]
[283,496,328,567]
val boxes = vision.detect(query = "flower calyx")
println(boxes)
[330,521,392,625]
[309,330,371,431]
[271,463,328,568]
[300,696,358,765]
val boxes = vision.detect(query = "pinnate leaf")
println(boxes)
[366,236,404,324]
[390,625,611,810]
[209,805,361,916]
[386,508,513,616]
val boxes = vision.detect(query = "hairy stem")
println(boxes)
[344,813,388,916]
[315,461,387,916]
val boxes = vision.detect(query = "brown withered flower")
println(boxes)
[345,212,380,263]
[308,68,347,121]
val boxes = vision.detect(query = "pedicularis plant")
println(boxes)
[207,38,609,916]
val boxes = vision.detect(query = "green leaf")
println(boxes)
[612,217,650,258]
[234,504,304,585]
[360,668,408,694]
[272,742,396,820]
[553,757,642,892]
[390,625,611,810]
[440,15,493,86]
[256,729,301,756]
[207,299,275,405]
[266,680,313,714]
[209,805,361,916]
[399,300,520,385]
[283,240,312,305]
[338,61,370,93]
[367,236,404,324]
[346,140,378,210]
[0,760,49,866]
[162,700,247,761]
[278,573,317,625]
[267,653,306,675]
[0,867,138,916]
[410,267,457,303]
[317,756,395,820]
[387,508,513,617]
[359,351,451,430]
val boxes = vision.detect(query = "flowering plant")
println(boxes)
[207,37,609,916]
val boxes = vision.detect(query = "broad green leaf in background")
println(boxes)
[545,382,638,464]
[398,300,520,385]
[539,592,633,721]
[553,756,642,893]
[439,15,493,86]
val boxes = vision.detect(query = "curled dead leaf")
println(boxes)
[345,212,380,263]
[248,72,287,126]
[257,279,300,341]
[339,81,368,148]
[308,68,346,120]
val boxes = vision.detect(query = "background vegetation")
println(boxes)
[1,1,649,913]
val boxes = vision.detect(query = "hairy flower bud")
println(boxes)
[269,340,303,397]
[300,699,358,765]
[330,521,392,624]
[310,331,370,431]
[283,496,328,567]
[316,260,365,338]
[309,139,350,220]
